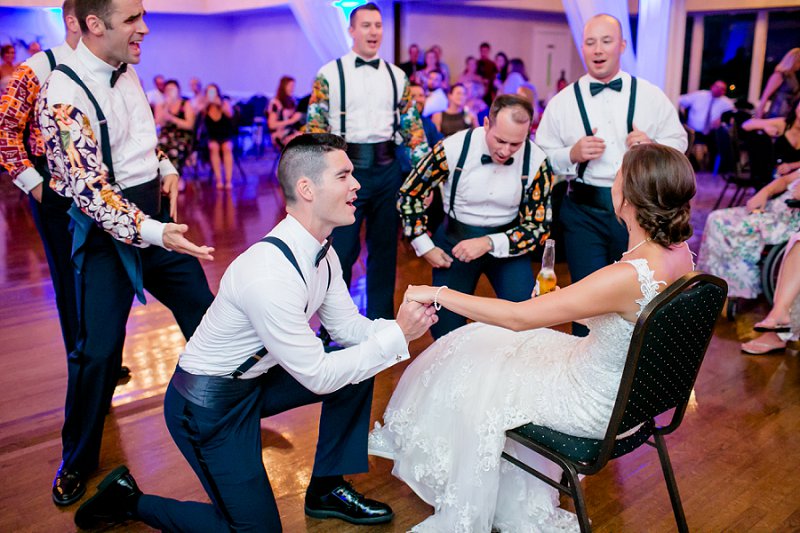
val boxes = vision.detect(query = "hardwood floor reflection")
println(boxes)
[0,162,798,532]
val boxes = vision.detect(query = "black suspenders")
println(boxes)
[448,129,532,219]
[230,236,332,379]
[54,64,117,183]
[573,76,637,181]
[336,59,346,139]
[335,57,399,141]
[45,49,56,70]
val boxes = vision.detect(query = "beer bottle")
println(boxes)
[535,239,557,295]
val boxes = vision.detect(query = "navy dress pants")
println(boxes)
[331,159,402,320]
[137,366,375,532]
[560,195,627,336]
[28,183,79,356]
[61,224,213,475]
[430,225,535,339]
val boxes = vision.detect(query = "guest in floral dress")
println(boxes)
[155,79,195,175]
[698,171,800,299]
[699,103,800,299]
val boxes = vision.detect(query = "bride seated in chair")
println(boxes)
[370,144,697,531]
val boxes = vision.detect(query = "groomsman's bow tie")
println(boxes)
[481,154,514,166]
[589,78,623,96]
[315,238,332,267]
[110,63,128,87]
[355,57,381,69]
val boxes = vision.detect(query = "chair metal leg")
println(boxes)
[653,433,688,533]
[235,156,247,179]
[564,464,592,533]
[713,182,731,210]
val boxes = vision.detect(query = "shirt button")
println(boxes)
[395,355,403,362]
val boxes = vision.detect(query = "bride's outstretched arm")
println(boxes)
[405,262,644,332]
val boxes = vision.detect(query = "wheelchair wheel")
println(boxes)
[725,297,738,321]
[761,241,788,307]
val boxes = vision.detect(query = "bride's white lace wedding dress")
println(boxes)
[369,259,666,532]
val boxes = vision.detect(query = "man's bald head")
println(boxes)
[582,13,626,83]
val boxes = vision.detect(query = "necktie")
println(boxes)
[702,94,716,134]
[315,238,332,267]
[110,63,128,87]
[481,154,514,166]
[355,57,380,69]
[589,78,623,97]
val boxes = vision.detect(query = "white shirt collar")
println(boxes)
[346,49,381,65]
[282,214,330,262]
[75,39,118,84]
[584,70,629,85]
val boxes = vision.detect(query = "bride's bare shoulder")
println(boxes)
[637,243,694,285]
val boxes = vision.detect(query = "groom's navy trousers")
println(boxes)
[136,365,375,532]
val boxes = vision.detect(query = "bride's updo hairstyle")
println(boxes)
[621,144,696,247]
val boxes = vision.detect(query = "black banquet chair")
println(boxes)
[501,272,727,533]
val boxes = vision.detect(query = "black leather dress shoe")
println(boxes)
[118,366,131,381]
[74,465,142,529]
[304,480,393,525]
[52,465,86,506]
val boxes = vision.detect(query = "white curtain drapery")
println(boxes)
[561,0,637,76]
[288,0,351,65]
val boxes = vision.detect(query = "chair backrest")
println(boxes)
[741,131,776,186]
[682,125,695,157]
[606,273,727,438]
[714,123,739,174]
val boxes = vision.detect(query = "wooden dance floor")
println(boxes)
[1,160,798,532]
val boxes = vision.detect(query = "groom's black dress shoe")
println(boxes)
[304,480,394,525]
[52,465,86,506]
[74,465,141,529]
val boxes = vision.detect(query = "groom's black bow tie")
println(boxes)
[355,57,380,69]
[589,78,623,96]
[110,63,128,87]
[315,238,332,267]
[481,154,514,166]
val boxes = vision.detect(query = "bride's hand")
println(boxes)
[405,285,436,305]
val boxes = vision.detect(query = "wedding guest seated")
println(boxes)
[431,83,477,137]
[422,70,448,117]
[493,51,509,97]
[370,144,696,530]
[416,48,442,89]
[465,80,489,124]
[698,167,800,301]
[155,79,196,177]
[679,80,734,169]
[501,58,536,97]
[742,231,800,355]
[268,75,303,148]
[457,56,484,87]
[430,44,450,86]
[399,43,424,80]
[742,98,800,175]
[203,83,236,190]
[408,82,443,149]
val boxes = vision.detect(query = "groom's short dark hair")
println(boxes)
[278,134,348,204]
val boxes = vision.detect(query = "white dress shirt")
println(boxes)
[11,42,74,193]
[315,50,407,143]
[179,215,410,395]
[679,90,734,134]
[38,40,177,247]
[535,71,687,188]
[411,127,548,258]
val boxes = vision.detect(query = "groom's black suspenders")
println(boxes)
[230,237,331,379]
[573,76,637,182]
